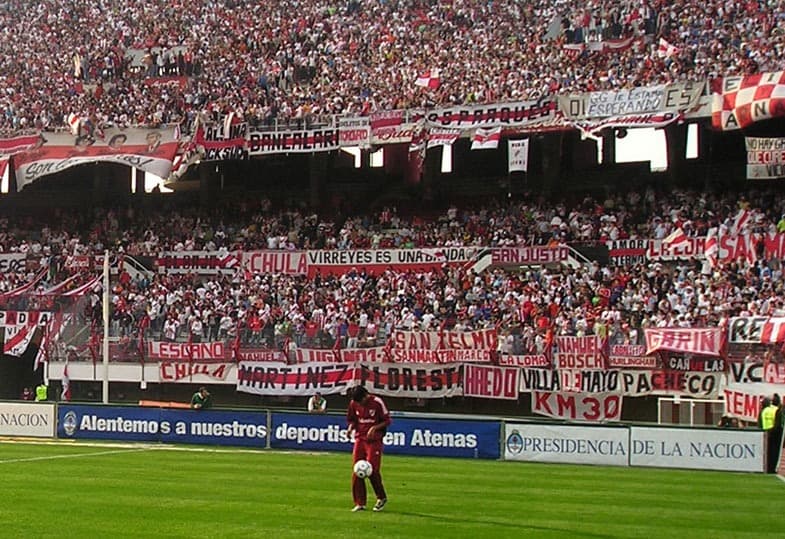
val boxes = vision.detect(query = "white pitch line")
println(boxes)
[0,447,151,464]
[776,474,785,485]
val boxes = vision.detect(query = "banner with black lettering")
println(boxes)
[491,246,569,266]
[354,362,463,398]
[0,253,28,274]
[156,250,239,275]
[746,137,785,179]
[195,121,248,161]
[532,392,623,422]
[422,99,559,129]
[712,72,785,131]
[559,82,704,120]
[727,361,785,385]
[729,316,785,344]
[14,127,179,189]
[294,346,387,363]
[606,239,648,266]
[463,364,519,400]
[0,311,53,357]
[520,368,720,397]
[236,361,355,396]
[305,246,484,277]
[248,129,339,155]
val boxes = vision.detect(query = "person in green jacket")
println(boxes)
[190,387,212,410]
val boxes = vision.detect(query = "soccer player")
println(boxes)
[347,385,390,512]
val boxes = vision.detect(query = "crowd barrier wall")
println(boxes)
[0,402,767,472]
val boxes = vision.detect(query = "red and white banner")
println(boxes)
[556,336,606,369]
[723,383,784,422]
[498,354,551,368]
[463,364,519,400]
[242,251,308,275]
[491,246,569,266]
[657,38,681,58]
[156,250,239,275]
[370,121,417,145]
[712,71,785,130]
[393,328,497,351]
[248,128,339,155]
[0,133,46,156]
[305,246,484,276]
[237,361,355,396]
[369,111,404,132]
[14,127,179,189]
[423,99,559,129]
[426,128,461,149]
[571,112,681,137]
[147,341,227,361]
[745,137,785,179]
[338,117,371,148]
[728,317,785,344]
[644,328,723,357]
[608,345,656,369]
[414,69,441,90]
[195,121,248,161]
[471,127,501,150]
[532,391,623,422]
[0,311,52,357]
[159,361,232,382]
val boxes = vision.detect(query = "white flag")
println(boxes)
[427,128,461,149]
[508,139,529,172]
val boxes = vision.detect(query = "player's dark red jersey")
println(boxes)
[347,394,391,440]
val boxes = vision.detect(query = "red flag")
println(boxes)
[332,333,342,362]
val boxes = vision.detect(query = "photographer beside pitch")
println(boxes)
[347,385,390,512]
[190,387,212,410]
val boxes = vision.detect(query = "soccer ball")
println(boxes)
[353,459,373,479]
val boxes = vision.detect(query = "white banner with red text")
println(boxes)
[158,361,233,383]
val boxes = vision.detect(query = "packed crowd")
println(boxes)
[1,187,784,358]
[0,0,782,133]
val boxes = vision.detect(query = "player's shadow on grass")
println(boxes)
[394,511,615,539]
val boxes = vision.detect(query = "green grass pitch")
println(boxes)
[0,441,782,539]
